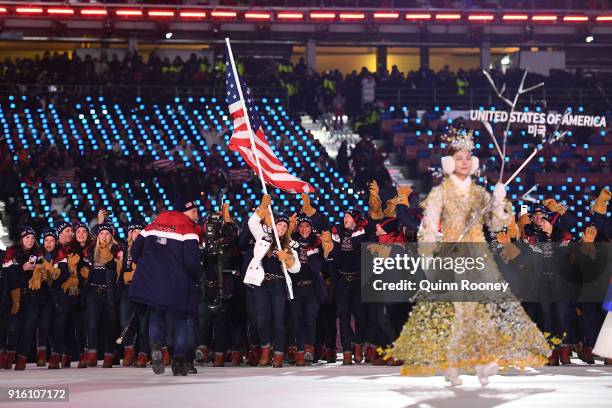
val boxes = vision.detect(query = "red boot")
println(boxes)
[36,348,47,366]
[324,348,337,364]
[295,351,306,366]
[372,348,387,366]
[581,347,595,364]
[48,353,61,369]
[365,345,375,364]
[259,347,271,367]
[304,345,315,364]
[14,354,27,370]
[547,349,560,366]
[230,351,242,366]
[135,352,148,368]
[213,353,225,367]
[342,351,353,365]
[77,353,87,368]
[123,347,135,367]
[195,345,210,365]
[63,354,73,368]
[354,344,363,364]
[559,346,572,365]
[247,346,260,367]
[605,358,612,366]
[86,350,98,367]
[386,357,403,366]
[102,354,113,368]
[162,347,171,367]
[273,352,284,368]
[4,351,15,369]
[286,346,297,365]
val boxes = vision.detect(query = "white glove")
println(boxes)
[493,182,506,200]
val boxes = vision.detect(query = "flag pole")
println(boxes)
[225,37,294,300]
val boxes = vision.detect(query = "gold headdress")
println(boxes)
[442,127,474,153]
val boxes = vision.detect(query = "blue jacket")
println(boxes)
[129,211,202,316]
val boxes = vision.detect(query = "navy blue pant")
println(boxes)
[335,277,366,352]
[50,292,84,357]
[289,285,319,351]
[16,301,49,358]
[578,302,605,347]
[149,307,191,358]
[317,302,337,350]
[244,285,259,346]
[540,302,574,343]
[252,280,286,352]
[85,290,117,355]
[119,288,149,354]
[366,303,397,347]
[197,291,228,353]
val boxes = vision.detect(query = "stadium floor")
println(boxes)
[1,359,611,408]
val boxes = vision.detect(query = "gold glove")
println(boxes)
[396,185,413,206]
[277,249,295,269]
[67,253,80,273]
[10,288,20,315]
[496,231,510,244]
[321,231,333,258]
[542,198,568,215]
[80,266,90,280]
[300,193,316,217]
[369,195,384,220]
[582,226,597,243]
[383,198,397,218]
[255,194,272,219]
[288,213,298,236]
[28,263,44,290]
[517,213,531,237]
[592,188,611,215]
[61,273,80,296]
[123,271,133,284]
[506,215,520,240]
[500,243,521,263]
[50,268,61,281]
[222,203,233,223]
[367,243,392,259]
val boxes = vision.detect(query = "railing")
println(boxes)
[0,83,610,111]
[375,86,612,109]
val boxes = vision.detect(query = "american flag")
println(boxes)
[225,46,313,194]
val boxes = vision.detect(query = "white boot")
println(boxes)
[475,362,499,387]
[444,367,462,386]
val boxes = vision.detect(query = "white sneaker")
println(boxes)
[444,367,462,386]
[475,362,499,387]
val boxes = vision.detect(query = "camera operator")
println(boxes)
[197,203,241,367]
[129,195,201,376]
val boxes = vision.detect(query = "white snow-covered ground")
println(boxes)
[1,359,611,408]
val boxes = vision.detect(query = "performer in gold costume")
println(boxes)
[390,128,550,386]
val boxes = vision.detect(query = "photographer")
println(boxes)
[129,196,201,376]
[245,194,301,368]
[197,203,241,367]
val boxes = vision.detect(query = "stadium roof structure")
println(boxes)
[0,2,610,47]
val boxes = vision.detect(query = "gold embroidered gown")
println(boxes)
[390,175,550,375]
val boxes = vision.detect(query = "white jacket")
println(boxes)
[243,211,301,286]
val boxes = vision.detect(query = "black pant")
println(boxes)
[289,285,319,351]
[335,277,365,352]
[197,288,228,353]
[51,292,84,357]
[578,302,605,348]
[16,301,48,358]
[85,289,117,356]
[252,280,286,351]
[317,302,337,350]
[366,303,398,348]
[119,288,149,354]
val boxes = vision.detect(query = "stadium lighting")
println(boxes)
[16,7,44,14]
[532,15,558,22]
[277,12,304,20]
[563,16,589,22]
[48,8,75,16]
[116,9,142,17]
[405,13,432,20]
[586,35,594,43]
[80,9,107,16]
[501,55,510,65]
[211,10,238,19]
[468,14,494,22]
[165,32,173,39]
[179,11,207,19]
[436,13,461,20]
[503,14,528,21]
[596,16,612,22]
[245,12,272,20]
[310,12,336,20]
[149,10,175,18]
[339,12,366,21]
[373,12,399,20]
